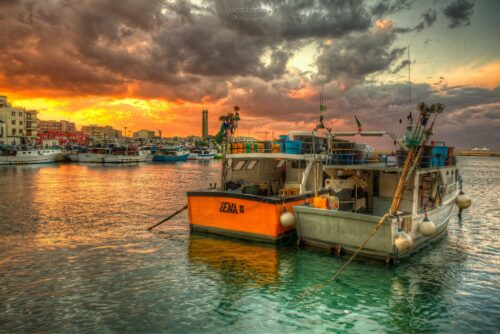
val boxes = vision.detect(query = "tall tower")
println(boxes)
[202,109,208,142]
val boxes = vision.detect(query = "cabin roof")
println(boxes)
[227,153,315,160]
[323,163,456,173]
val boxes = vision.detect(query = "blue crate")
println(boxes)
[328,153,354,165]
[284,140,303,154]
[279,135,289,141]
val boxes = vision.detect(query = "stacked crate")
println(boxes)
[328,142,356,165]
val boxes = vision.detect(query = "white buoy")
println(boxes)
[394,230,413,251]
[455,191,471,210]
[418,216,436,236]
[280,210,296,228]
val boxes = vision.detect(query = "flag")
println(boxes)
[320,104,327,112]
[355,115,362,132]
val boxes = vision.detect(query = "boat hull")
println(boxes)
[103,155,147,163]
[188,153,216,160]
[0,150,60,165]
[67,154,80,162]
[78,153,106,163]
[294,192,458,261]
[187,191,315,243]
[153,153,189,162]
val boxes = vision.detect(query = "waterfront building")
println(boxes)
[0,120,5,145]
[39,120,76,133]
[0,96,27,145]
[81,125,122,142]
[38,130,89,146]
[133,129,155,140]
[25,110,39,140]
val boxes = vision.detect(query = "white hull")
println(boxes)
[0,150,60,165]
[294,191,459,262]
[188,153,216,160]
[67,154,80,162]
[78,153,107,163]
[103,155,147,163]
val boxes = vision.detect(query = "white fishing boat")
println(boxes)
[293,103,471,263]
[78,147,111,163]
[188,148,217,160]
[0,148,61,165]
[67,153,80,162]
[103,147,150,163]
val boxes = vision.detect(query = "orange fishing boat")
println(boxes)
[187,108,329,243]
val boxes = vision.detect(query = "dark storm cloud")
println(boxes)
[317,28,406,83]
[371,0,413,17]
[442,0,474,28]
[213,0,372,39]
[414,8,437,32]
[0,0,382,100]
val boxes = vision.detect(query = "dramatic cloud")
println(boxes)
[414,8,437,32]
[371,0,413,17]
[317,24,406,84]
[443,0,474,28]
[0,0,498,148]
[0,0,376,101]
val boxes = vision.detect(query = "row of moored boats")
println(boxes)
[0,146,218,164]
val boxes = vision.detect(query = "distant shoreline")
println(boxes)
[375,150,500,157]
[455,150,500,157]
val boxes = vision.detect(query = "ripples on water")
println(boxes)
[0,158,498,333]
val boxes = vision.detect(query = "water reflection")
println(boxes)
[189,234,281,286]
[0,158,498,333]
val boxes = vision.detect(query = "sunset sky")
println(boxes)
[0,0,499,148]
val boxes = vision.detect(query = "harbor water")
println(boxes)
[0,157,498,333]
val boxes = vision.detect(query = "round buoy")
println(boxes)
[280,210,296,228]
[455,191,471,210]
[394,231,413,251]
[418,216,436,236]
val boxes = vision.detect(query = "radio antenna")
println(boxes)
[408,45,412,107]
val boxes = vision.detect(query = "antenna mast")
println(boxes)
[408,45,412,106]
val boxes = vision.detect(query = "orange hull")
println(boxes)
[187,191,313,242]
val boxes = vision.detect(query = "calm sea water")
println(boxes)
[0,157,498,333]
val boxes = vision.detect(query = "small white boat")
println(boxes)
[0,148,61,165]
[188,148,217,160]
[103,147,150,163]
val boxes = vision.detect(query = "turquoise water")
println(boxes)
[0,157,498,333]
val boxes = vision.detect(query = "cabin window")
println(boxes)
[233,160,246,171]
[246,160,258,170]
[291,160,306,168]
[446,171,449,175]
[276,160,286,168]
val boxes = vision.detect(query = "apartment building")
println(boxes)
[81,125,122,141]
[39,120,76,133]
[0,96,28,145]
